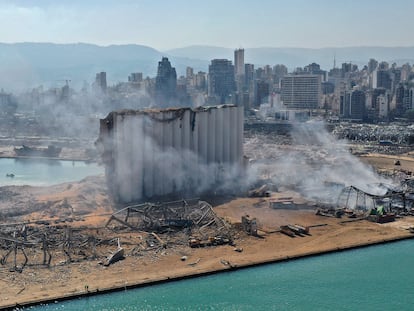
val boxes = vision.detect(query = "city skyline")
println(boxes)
[0,0,413,50]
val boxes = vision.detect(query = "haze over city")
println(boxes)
[2,1,414,310]
[0,0,413,49]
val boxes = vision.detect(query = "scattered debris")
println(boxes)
[220,259,235,268]
[280,224,310,237]
[287,224,310,236]
[103,238,124,266]
[189,236,233,248]
[293,224,310,235]
[248,184,271,197]
[105,199,233,253]
[187,258,201,266]
[241,215,258,236]
[279,225,296,237]
[269,197,295,209]
[151,232,166,249]
[14,145,62,158]
[316,207,343,218]
[367,206,396,223]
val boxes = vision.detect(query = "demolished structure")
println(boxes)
[314,182,414,221]
[97,105,244,203]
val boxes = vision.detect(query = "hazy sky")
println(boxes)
[0,0,412,50]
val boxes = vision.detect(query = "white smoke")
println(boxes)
[152,145,248,196]
[245,120,394,204]
[106,109,393,207]
[105,111,252,203]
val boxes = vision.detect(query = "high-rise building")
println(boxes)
[341,63,355,78]
[195,71,207,91]
[321,82,335,94]
[234,49,245,77]
[128,72,143,83]
[234,49,245,94]
[280,74,321,109]
[371,88,387,109]
[244,64,255,88]
[186,67,194,79]
[304,63,327,82]
[273,64,288,84]
[0,91,17,115]
[373,69,392,90]
[377,94,389,119]
[378,61,389,70]
[95,72,107,92]
[208,59,236,104]
[340,89,366,120]
[244,63,255,108]
[409,88,414,111]
[368,59,378,73]
[397,84,414,112]
[349,90,366,120]
[155,57,177,107]
[256,80,270,106]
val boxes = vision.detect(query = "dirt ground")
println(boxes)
[1,150,414,308]
[1,203,413,309]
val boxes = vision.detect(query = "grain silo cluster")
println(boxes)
[97,105,244,203]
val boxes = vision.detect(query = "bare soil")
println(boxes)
[1,150,414,308]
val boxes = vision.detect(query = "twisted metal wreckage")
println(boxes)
[315,182,414,221]
[0,199,232,272]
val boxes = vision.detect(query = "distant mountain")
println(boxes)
[165,45,234,61]
[1,43,414,91]
[0,42,166,90]
[167,45,414,70]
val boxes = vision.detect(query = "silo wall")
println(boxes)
[97,105,244,203]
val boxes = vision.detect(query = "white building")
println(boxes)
[377,94,389,119]
[281,74,322,109]
[234,48,245,77]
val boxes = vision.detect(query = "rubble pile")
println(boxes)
[333,123,414,147]
[106,199,233,248]
[332,123,414,144]
[0,224,112,271]
[0,199,236,272]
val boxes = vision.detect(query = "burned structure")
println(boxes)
[97,105,244,203]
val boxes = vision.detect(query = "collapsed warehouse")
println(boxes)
[0,199,233,272]
[97,105,244,203]
[314,181,414,222]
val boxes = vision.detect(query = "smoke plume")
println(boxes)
[245,120,393,205]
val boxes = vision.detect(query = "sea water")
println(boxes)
[26,239,414,311]
[0,158,103,186]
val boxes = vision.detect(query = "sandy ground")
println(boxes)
[1,149,414,308]
[1,208,413,309]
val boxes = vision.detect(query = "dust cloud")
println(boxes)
[244,120,393,204]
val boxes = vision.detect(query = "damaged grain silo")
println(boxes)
[97,105,244,203]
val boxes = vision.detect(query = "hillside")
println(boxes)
[1,43,414,91]
[167,45,414,70]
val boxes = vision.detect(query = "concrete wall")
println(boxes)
[98,105,244,203]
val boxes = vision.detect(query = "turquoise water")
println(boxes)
[0,158,103,186]
[27,240,414,311]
